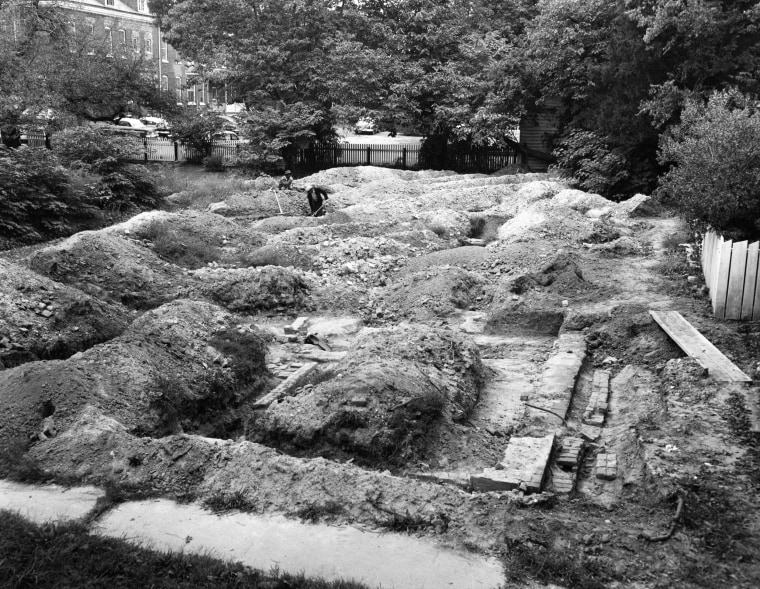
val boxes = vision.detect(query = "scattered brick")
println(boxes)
[595,452,618,481]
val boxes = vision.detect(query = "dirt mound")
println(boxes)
[242,243,317,270]
[191,266,312,313]
[372,266,488,322]
[224,190,312,218]
[28,231,187,309]
[485,253,607,333]
[493,254,589,301]
[402,247,492,272]
[301,166,404,189]
[0,300,269,445]
[252,324,483,465]
[581,304,685,368]
[250,216,321,234]
[0,259,130,369]
[29,406,514,549]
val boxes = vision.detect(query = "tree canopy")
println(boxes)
[0,0,174,136]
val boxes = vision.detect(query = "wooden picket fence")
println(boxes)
[701,230,760,320]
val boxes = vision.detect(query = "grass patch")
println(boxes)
[203,488,258,513]
[503,542,610,589]
[153,164,252,211]
[140,218,222,269]
[0,510,373,588]
[292,500,344,523]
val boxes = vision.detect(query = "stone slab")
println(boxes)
[253,362,319,409]
[471,434,554,493]
[531,333,586,425]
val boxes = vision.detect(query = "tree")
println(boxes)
[521,0,760,199]
[0,0,175,134]
[153,0,536,154]
[658,90,760,239]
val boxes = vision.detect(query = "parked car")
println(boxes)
[140,116,171,137]
[105,117,157,138]
[210,130,240,141]
[217,115,240,131]
[354,117,377,135]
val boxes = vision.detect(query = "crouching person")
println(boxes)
[305,184,329,216]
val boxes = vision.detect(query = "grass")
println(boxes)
[139,218,222,269]
[502,542,610,589]
[152,164,254,210]
[203,488,258,513]
[292,500,344,523]
[0,510,375,588]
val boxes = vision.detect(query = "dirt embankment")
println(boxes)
[3,164,760,587]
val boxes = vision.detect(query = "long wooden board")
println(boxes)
[650,310,751,382]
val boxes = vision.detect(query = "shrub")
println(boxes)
[553,129,631,198]
[51,126,142,173]
[658,90,760,240]
[0,145,103,245]
[98,164,164,212]
[203,154,225,172]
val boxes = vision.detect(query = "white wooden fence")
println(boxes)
[139,138,250,162]
[701,231,760,320]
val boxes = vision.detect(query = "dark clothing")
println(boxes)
[306,186,328,216]
[278,174,294,190]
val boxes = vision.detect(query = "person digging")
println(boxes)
[304,184,329,217]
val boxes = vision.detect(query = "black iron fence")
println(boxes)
[293,141,523,175]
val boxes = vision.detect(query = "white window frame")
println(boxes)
[175,76,183,103]
[131,31,139,53]
[161,75,169,92]
[187,84,196,105]
[105,0,114,5]
[161,38,168,62]
[118,29,126,57]
[104,27,112,56]
[87,23,95,54]
[137,0,148,12]
[144,35,152,55]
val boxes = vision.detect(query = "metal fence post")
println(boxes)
[366,145,371,165]
[174,141,179,161]
[402,147,407,169]
[143,137,148,162]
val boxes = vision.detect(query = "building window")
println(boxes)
[187,84,196,104]
[105,0,114,5]
[118,29,126,57]
[132,31,139,53]
[145,36,152,55]
[137,0,148,11]
[175,77,182,103]
[87,23,95,54]
[104,27,112,56]
[198,82,205,105]
[161,75,169,92]
[161,38,168,62]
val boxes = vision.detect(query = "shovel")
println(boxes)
[270,188,285,215]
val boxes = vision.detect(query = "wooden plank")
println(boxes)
[702,232,715,287]
[252,362,319,409]
[726,240,748,319]
[650,310,751,382]
[710,236,721,311]
[714,239,733,318]
[753,244,760,321]
[742,241,759,320]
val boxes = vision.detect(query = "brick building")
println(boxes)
[57,0,211,111]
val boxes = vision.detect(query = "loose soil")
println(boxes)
[2,165,760,588]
